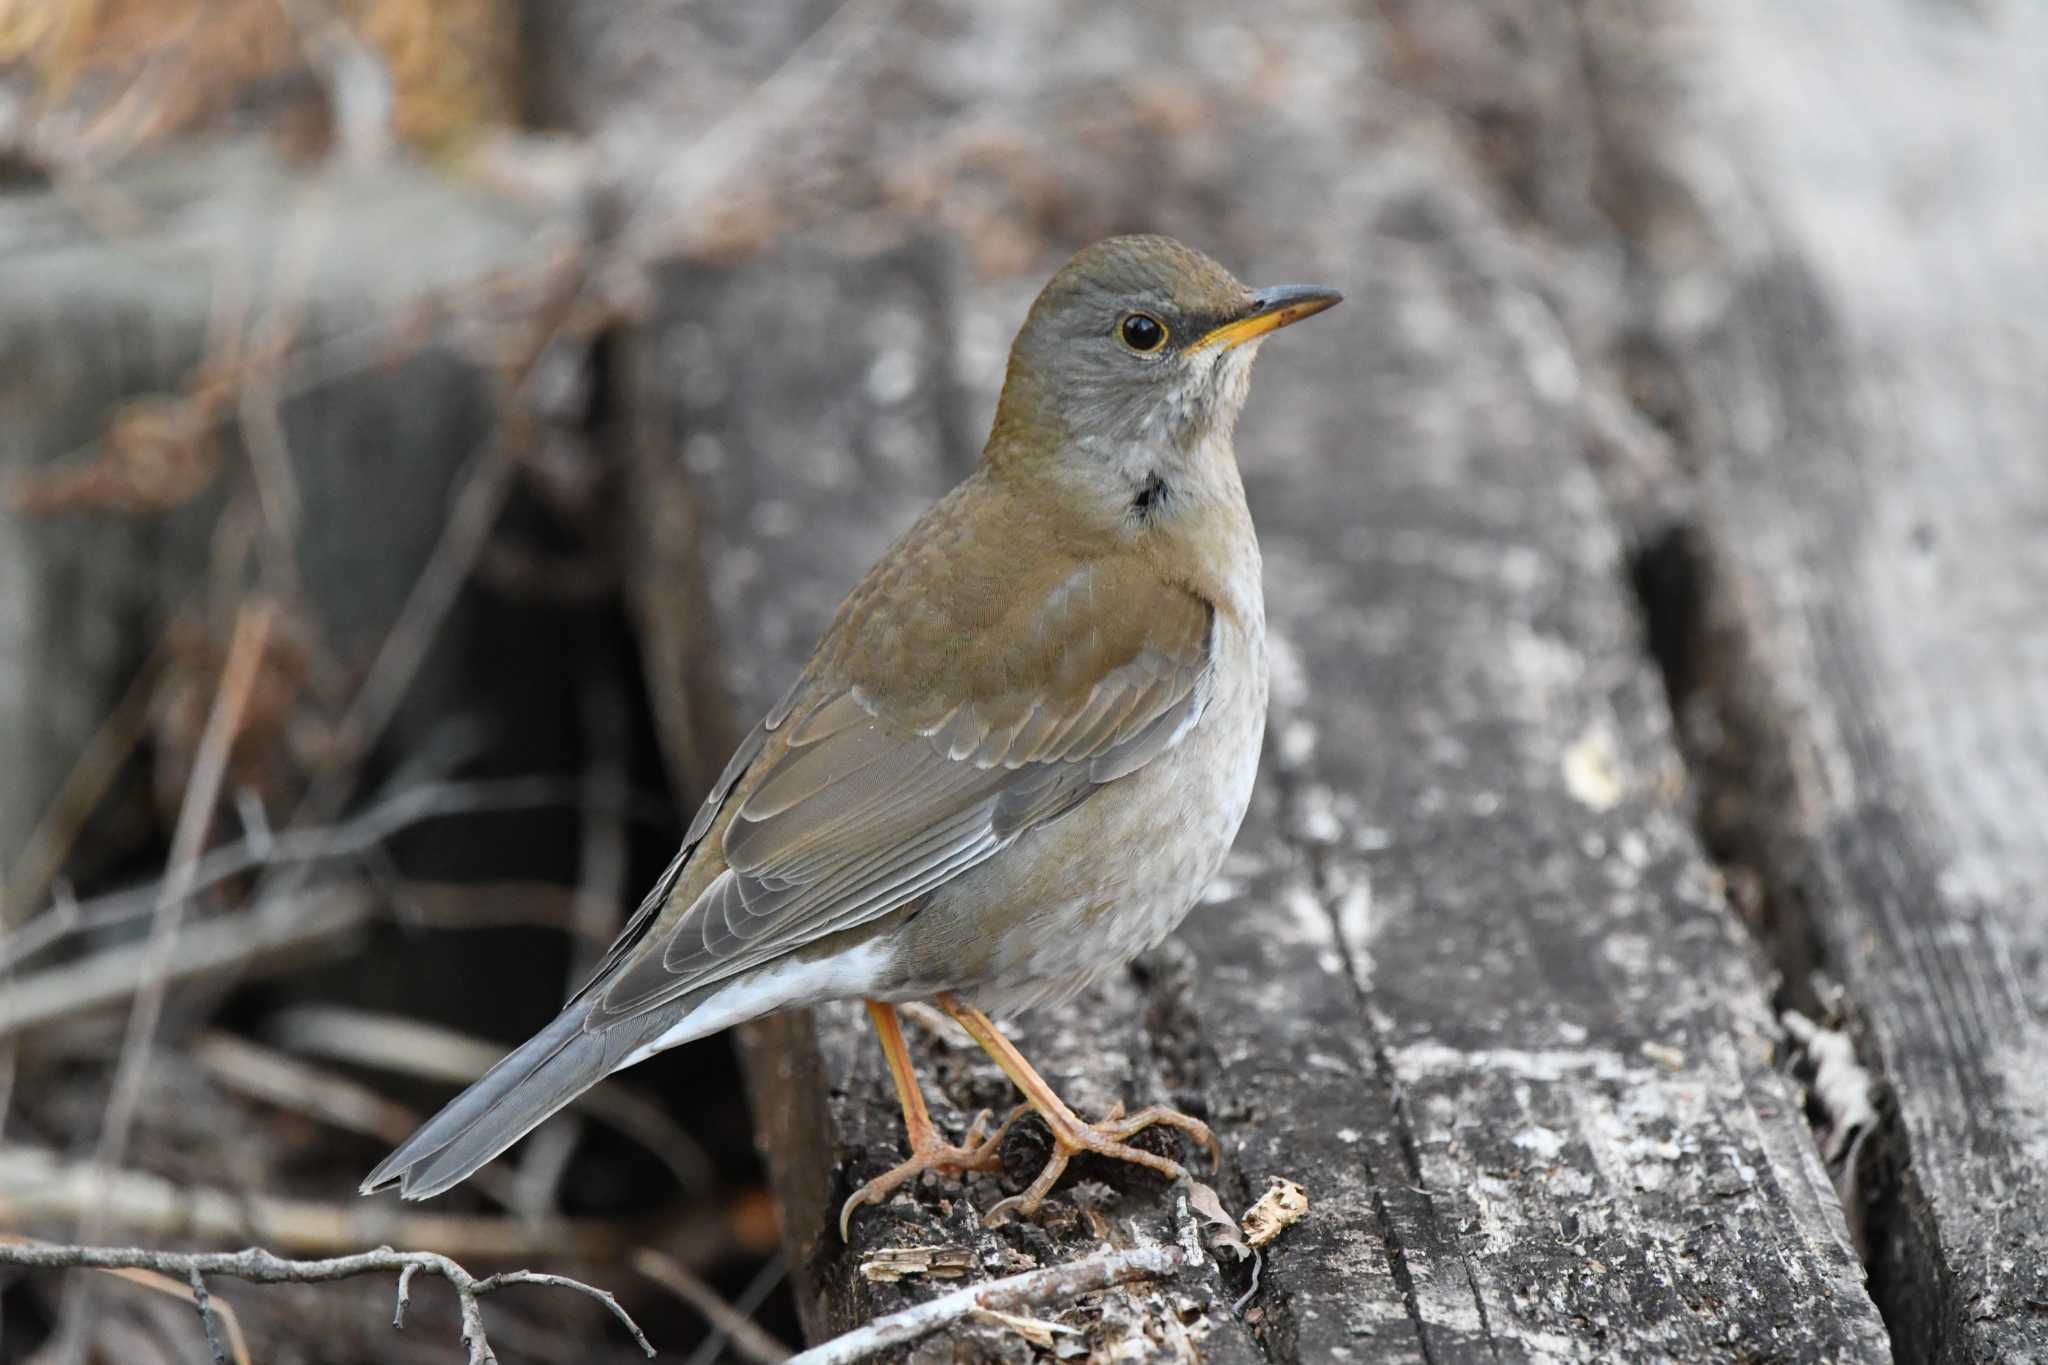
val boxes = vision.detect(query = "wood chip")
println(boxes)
[975,1306,1076,1346]
[858,1245,976,1283]
[1639,1041,1686,1071]
[1242,1177,1309,1250]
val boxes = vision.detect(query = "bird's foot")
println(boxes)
[985,1100,1220,1225]
[839,1109,1009,1239]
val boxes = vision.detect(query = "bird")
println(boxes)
[363,234,1341,1233]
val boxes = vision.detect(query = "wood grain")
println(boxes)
[1604,4,2048,1359]
[615,1,1893,1353]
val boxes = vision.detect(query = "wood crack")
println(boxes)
[1622,486,1944,1363]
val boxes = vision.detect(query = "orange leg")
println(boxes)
[936,993,1220,1225]
[839,1001,1007,1238]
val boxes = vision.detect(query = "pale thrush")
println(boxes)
[364,235,1341,1230]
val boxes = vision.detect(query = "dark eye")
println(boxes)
[1119,312,1168,353]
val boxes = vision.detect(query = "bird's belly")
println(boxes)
[887,624,1269,1014]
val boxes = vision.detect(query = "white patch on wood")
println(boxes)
[1563,725,1626,811]
[1512,1125,1567,1161]
[1390,1041,1650,1086]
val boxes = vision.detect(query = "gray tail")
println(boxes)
[360,1006,610,1200]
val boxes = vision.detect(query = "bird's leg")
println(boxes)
[935,993,1221,1225]
[839,1000,1008,1238]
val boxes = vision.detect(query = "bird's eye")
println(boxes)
[1118,312,1168,353]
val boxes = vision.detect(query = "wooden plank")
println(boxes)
[607,3,1894,1359]
[1207,229,1884,1358]
[629,172,1887,1365]
[646,224,1893,1358]
[1605,3,2048,1358]
[634,240,1276,1361]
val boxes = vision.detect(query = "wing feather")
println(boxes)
[590,581,1216,1023]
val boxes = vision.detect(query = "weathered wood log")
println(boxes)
[0,139,567,912]
[1602,3,2048,1359]
[612,0,1895,1349]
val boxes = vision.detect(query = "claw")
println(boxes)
[838,1108,1017,1240]
[840,1136,994,1241]
[929,994,1224,1226]
[983,1101,1216,1226]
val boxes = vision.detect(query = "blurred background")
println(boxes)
[2,0,2042,1361]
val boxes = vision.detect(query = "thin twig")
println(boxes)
[191,1030,421,1144]
[0,1233,252,1365]
[266,1005,715,1194]
[2,776,665,971]
[260,228,590,866]
[92,602,280,1182]
[499,661,639,1217]
[100,1266,255,1365]
[13,225,576,507]
[227,173,330,593]
[626,0,909,260]
[187,1262,228,1365]
[0,885,375,1039]
[0,620,178,930]
[0,1143,738,1264]
[282,430,523,834]
[784,1245,1188,1365]
[633,1248,793,1365]
[0,1240,654,1365]
[682,1252,792,1365]
[190,0,905,886]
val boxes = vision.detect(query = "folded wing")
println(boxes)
[363,568,1213,1199]
[595,578,1215,1017]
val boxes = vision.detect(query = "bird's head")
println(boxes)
[989,235,1341,497]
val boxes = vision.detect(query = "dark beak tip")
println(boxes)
[1252,284,1344,314]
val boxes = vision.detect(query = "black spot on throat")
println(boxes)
[1131,471,1170,520]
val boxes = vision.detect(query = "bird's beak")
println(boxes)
[1191,284,1344,352]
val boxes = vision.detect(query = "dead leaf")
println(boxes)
[1242,1177,1309,1250]
[1187,1180,1251,1261]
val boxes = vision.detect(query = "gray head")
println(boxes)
[989,235,1341,469]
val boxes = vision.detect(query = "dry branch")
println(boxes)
[108,1265,256,1365]
[0,1239,653,1365]
[95,601,281,1186]
[190,1029,420,1144]
[268,430,523,852]
[0,624,177,927]
[1,776,663,971]
[265,1004,714,1194]
[0,886,376,1039]
[783,1245,1188,1365]
[0,1145,726,1265]
[190,1029,536,1216]
[631,1249,793,1365]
